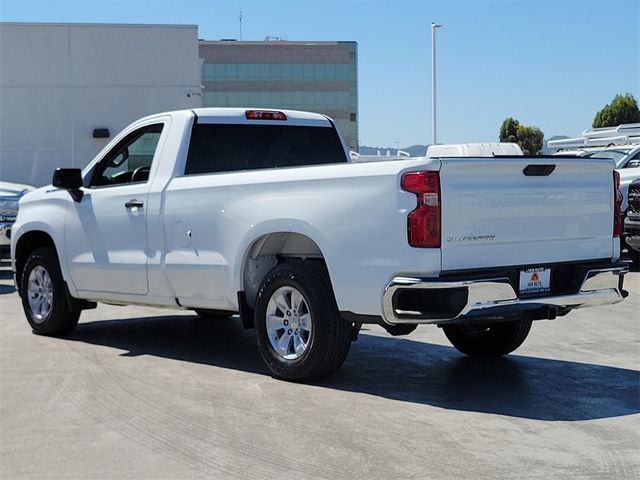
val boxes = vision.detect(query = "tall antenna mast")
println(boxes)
[239,11,243,40]
[431,22,442,145]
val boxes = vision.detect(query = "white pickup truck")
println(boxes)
[11,108,628,381]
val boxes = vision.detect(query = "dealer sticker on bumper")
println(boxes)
[519,267,551,295]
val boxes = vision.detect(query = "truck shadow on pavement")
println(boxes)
[0,284,15,294]
[67,315,640,422]
[0,266,15,294]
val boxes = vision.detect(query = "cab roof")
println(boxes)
[192,108,332,127]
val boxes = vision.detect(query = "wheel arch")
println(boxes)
[14,229,59,294]
[239,229,329,309]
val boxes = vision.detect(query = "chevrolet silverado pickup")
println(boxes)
[11,108,628,381]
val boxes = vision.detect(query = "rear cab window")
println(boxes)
[184,124,347,176]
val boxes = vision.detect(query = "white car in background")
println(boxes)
[0,181,35,258]
[581,145,640,169]
[555,145,640,213]
[581,146,640,213]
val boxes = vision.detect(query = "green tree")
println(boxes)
[499,117,544,155]
[592,93,640,128]
[499,117,520,143]
[516,125,544,155]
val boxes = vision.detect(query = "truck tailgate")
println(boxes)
[439,157,615,271]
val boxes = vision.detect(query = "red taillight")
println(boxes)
[614,170,622,237]
[401,171,441,248]
[245,110,287,120]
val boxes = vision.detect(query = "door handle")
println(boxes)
[125,200,144,209]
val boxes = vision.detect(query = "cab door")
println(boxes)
[65,123,165,295]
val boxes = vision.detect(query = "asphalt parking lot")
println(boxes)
[0,260,638,480]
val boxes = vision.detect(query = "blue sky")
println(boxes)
[1,0,638,147]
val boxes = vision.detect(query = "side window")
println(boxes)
[91,124,163,187]
[184,124,346,176]
[618,151,640,169]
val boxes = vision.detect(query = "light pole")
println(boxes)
[431,22,442,145]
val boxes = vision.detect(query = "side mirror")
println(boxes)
[627,160,640,169]
[52,168,84,202]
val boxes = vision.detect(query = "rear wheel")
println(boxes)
[442,320,532,357]
[20,247,80,336]
[254,262,352,381]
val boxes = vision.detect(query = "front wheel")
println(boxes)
[254,262,352,381]
[442,320,532,357]
[20,247,80,336]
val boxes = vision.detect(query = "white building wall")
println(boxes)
[0,23,203,185]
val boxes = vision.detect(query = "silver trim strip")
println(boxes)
[382,266,628,325]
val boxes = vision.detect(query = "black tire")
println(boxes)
[629,248,640,271]
[254,261,352,382]
[20,247,80,336]
[442,320,532,357]
[193,309,235,320]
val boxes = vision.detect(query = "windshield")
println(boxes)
[582,149,631,167]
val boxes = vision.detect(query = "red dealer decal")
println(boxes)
[520,267,550,295]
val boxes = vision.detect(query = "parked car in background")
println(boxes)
[554,145,640,216]
[577,146,640,263]
[425,142,523,157]
[546,123,640,153]
[581,145,640,169]
[0,181,35,258]
[623,178,640,269]
[583,146,640,224]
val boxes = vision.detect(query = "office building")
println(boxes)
[0,23,202,185]
[0,24,359,186]
[199,40,358,151]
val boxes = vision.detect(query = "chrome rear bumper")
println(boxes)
[382,265,628,325]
